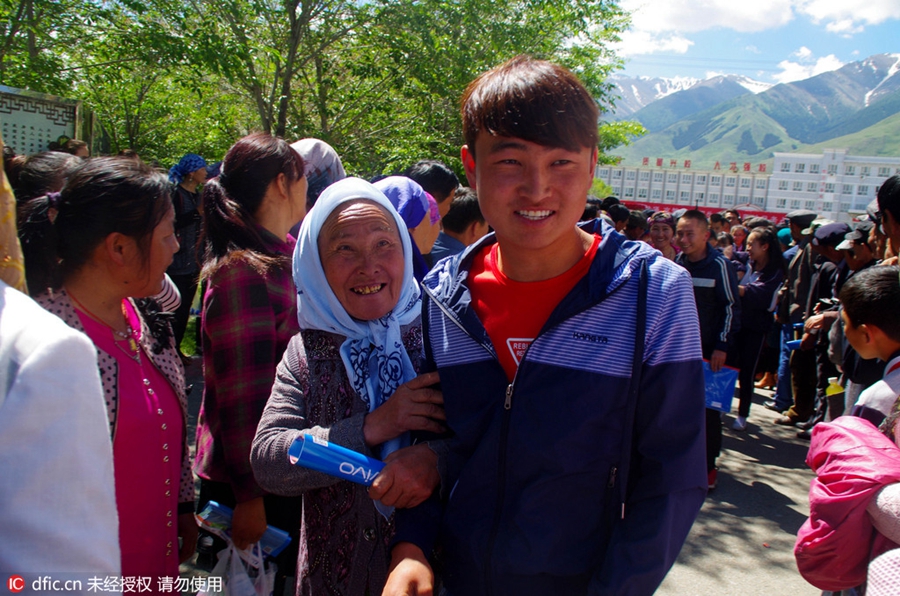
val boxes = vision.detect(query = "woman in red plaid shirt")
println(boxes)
[193,133,308,590]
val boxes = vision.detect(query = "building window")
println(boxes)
[810,164,820,174]
[793,181,803,191]
[825,183,835,193]
[697,175,707,184]
[696,192,705,201]
[613,170,623,179]
[843,184,853,195]
[840,202,851,212]
[665,190,675,201]
[599,168,610,177]
[822,202,832,212]
[878,167,891,177]
[807,182,817,192]
[795,163,806,173]
[724,195,734,205]
[858,185,868,195]
[845,165,856,176]
[756,179,766,189]
[776,198,787,208]
[709,193,719,203]
[778,180,789,190]
[725,177,736,187]
[680,191,690,201]
[653,172,663,182]
[781,162,791,172]
[651,189,662,199]
[624,187,635,197]
[739,195,749,204]
[805,200,815,209]
[639,171,650,181]
[682,174,692,183]
[638,188,648,198]
[861,166,870,176]
[828,164,838,175]
[740,178,751,188]
[790,200,801,209]
[667,173,677,183]
[711,176,721,185]
[626,171,636,180]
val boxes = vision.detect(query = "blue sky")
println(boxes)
[614,0,900,83]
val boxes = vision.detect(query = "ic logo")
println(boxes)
[7,576,24,593]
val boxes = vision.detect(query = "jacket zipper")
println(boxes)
[423,256,638,593]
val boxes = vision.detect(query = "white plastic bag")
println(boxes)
[209,540,276,596]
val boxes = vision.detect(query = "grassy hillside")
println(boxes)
[800,111,900,155]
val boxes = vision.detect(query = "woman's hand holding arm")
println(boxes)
[369,443,439,508]
[363,372,445,447]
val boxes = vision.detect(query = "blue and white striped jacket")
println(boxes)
[398,219,708,596]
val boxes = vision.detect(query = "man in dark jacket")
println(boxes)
[675,210,741,490]
[384,56,707,596]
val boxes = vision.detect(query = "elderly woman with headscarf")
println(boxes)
[167,153,207,357]
[374,176,441,282]
[251,177,445,595]
[290,138,347,210]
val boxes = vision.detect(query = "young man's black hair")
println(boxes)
[440,187,484,234]
[840,265,900,344]
[403,160,460,207]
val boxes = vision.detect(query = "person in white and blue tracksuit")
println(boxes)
[385,56,708,596]
[675,210,741,489]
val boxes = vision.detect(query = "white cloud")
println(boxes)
[615,29,694,57]
[794,46,813,60]
[824,19,865,36]
[621,0,794,34]
[616,0,900,58]
[772,53,845,83]
[797,0,900,28]
[745,45,761,54]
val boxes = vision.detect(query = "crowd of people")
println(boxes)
[1,54,899,596]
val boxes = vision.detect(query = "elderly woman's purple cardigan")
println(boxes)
[251,323,425,596]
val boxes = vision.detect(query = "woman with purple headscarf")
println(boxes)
[374,176,441,282]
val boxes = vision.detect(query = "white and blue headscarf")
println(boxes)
[293,177,422,461]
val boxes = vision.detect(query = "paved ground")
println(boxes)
[658,386,820,596]
[181,355,821,595]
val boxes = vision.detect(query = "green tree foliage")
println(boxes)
[2,0,638,175]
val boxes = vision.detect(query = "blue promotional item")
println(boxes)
[196,501,291,558]
[703,360,739,413]
[288,434,385,486]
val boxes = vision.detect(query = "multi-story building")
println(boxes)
[595,159,774,219]
[767,150,900,222]
[596,150,900,222]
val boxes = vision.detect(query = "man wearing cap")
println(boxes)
[826,220,885,424]
[777,222,850,427]
[769,210,818,413]
[837,221,877,274]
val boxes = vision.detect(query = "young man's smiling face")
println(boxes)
[462,134,596,268]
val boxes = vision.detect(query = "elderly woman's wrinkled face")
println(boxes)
[319,200,405,321]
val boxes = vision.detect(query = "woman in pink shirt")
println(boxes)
[19,157,195,583]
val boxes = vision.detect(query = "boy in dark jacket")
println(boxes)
[675,210,741,489]
[385,56,707,596]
